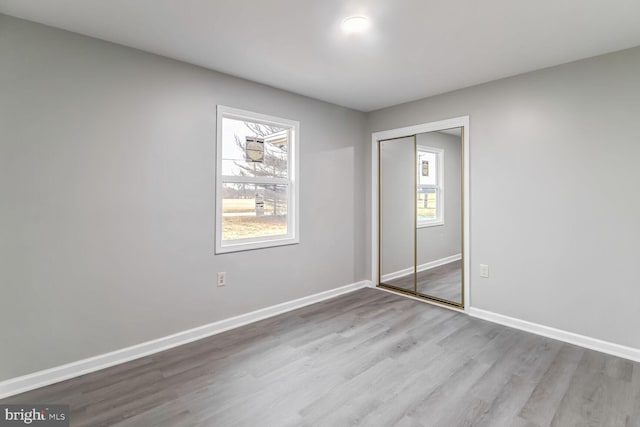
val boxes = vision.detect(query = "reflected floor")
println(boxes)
[383,260,462,304]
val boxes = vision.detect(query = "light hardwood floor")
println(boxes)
[2,288,639,426]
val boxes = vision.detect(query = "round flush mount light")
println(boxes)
[341,16,371,34]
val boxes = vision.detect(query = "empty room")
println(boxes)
[1,1,639,426]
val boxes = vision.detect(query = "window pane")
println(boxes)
[222,183,288,241]
[221,117,288,178]
[417,188,437,222]
[417,151,437,186]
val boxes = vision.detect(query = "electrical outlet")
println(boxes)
[479,264,489,278]
[217,272,226,287]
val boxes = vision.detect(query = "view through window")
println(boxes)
[417,147,444,227]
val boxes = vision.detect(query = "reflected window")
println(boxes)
[216,106,299,253]
[417,146,444,227]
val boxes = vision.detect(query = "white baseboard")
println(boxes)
[417,253,461,273]
[469,307,640,363]
[0,280,372,400]
[381,266,414,282]
[381,253,461,282]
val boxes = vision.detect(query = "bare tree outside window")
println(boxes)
[221,120,289,241]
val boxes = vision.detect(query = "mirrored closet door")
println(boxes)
[379,136,416,294]
[379,127,465,308]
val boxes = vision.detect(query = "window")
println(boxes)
[216,106,299,253]
[417,146,444,227]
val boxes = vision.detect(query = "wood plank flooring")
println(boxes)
[2,288,639,426]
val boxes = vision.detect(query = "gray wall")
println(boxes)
[417,131,462,266]
[0,14,367,381]
[368,46,640,349]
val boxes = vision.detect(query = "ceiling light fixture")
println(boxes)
[341,16,370,34]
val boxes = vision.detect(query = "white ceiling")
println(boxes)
[1,0,640,112]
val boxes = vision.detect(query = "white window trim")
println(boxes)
[417,145,444,228]
[215,105,300,254]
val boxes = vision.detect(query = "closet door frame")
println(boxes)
[372,116,470,313]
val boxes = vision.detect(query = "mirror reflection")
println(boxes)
[416,128,462,304]
[379,127,463,307]
[379,136,415,293]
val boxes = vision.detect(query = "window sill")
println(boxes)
[215,236,299,254]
